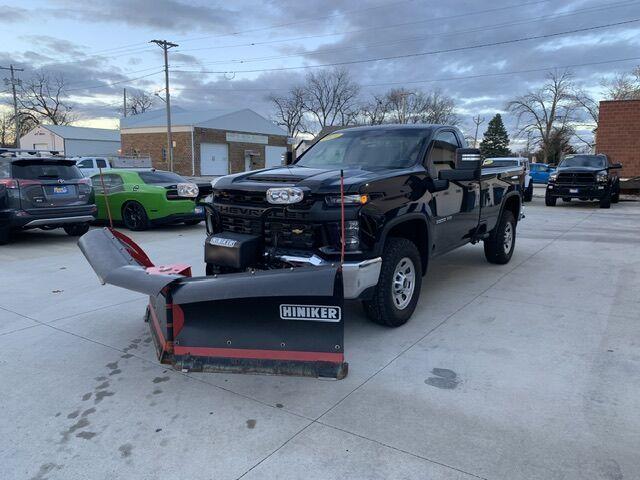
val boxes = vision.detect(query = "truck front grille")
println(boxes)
[265,221,316,249]
[217,213,320,249]
[556,172,595,185]
[219,215,261,236]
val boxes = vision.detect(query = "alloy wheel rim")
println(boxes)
[504,222,513,254]
[125,204,143,228]
[392,257,416,310]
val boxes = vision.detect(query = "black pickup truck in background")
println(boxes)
[545,154,622,208]
[205,125,523,327]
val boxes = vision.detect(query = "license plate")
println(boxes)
[53,186,68,194]
[194,206,204,215]
[569,188,578,193]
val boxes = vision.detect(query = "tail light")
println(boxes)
[78,178,92,185]
[0,179,19,189]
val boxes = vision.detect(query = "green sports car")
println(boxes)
[90,170,204,230]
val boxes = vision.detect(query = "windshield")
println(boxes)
[483,159,519,167]
[559,155,605,168]
[138,171,186,184]
[11,161,82,180]
[297,129,429,170]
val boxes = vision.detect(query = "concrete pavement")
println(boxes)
[1,196,639,480]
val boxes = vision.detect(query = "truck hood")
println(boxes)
[214,165,416,193]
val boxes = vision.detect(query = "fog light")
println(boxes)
[342,220,360,251]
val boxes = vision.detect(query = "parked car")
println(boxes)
[75,156,152,177]
[0,153,96,244]
[483,157,533,201]
[204,124,523,327]
[530,163,556,184]
[90,170,203,230]
[545,154,622,208]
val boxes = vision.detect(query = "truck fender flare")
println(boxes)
[497,191,522,225]
[375,213,433,269]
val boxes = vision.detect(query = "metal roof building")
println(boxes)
[19,125,121,156]
[120,107,289,176]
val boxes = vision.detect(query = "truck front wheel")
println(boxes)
[484,211,516,265]
[363,238,422,327]
[545,192,556,206]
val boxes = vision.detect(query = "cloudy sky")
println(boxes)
[2,0,640,143]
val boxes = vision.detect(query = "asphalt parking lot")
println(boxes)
[1,190,639,480]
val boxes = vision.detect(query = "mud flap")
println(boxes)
[79,228,348,379]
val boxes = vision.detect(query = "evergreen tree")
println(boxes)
[480,114,511,157]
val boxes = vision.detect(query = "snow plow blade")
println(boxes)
[79,228,348,380]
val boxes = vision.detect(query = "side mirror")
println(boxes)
[437,148,481,181]
[285,151,294,165]
[455,148,482,170]
[439,168,480,182]
[610,163,622,169]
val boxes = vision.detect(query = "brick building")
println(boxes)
[596,99,640,179]
[120,107,290,176]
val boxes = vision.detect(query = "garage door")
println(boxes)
[265,146,286,169]
[200,143,229,176]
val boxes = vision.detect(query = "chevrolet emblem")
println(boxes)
[291,228,304,235]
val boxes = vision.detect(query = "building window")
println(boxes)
[162,147,167,161]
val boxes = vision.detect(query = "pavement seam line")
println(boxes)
[314,421,490,480]
[301,212,597,479]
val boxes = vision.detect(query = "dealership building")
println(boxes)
[596,99,640,181]
[120,107,290,176]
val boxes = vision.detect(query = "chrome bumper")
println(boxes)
[276,255,382,299]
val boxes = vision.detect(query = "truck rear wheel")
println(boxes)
[363,238,422,327]
[63,223,90,236]
[484,210,516,265]
[523,182,533,202]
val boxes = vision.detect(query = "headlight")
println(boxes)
[177,183,199,198]
[325,194,369,207]
[549,172,558,182]
[266,187,304,204]
[596,172,608,182]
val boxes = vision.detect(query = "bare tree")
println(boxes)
[358,94,390,125]
[301,68,360,130]
[269,86,307,137]
[127,91,154,116]
[602,66,640,100]
[507,71,577,164]
[0,111,11,147]
[385,88,458,125]
[571,88,599,150]
[17,72,75,125]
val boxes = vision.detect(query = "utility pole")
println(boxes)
[472,115,485,149]
[1,64,24,147]
[150,39,178,172]
[123,88,127,117]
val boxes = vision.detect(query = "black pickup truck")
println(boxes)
[205,125,523,326]
[545,154,622,208]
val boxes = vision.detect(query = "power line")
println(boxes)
[173,18,640,75]
[176,0,553,53]
[174,0,640,67]
[66,70,164,93]
[171,56,640,93]
[175,0,425,44]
